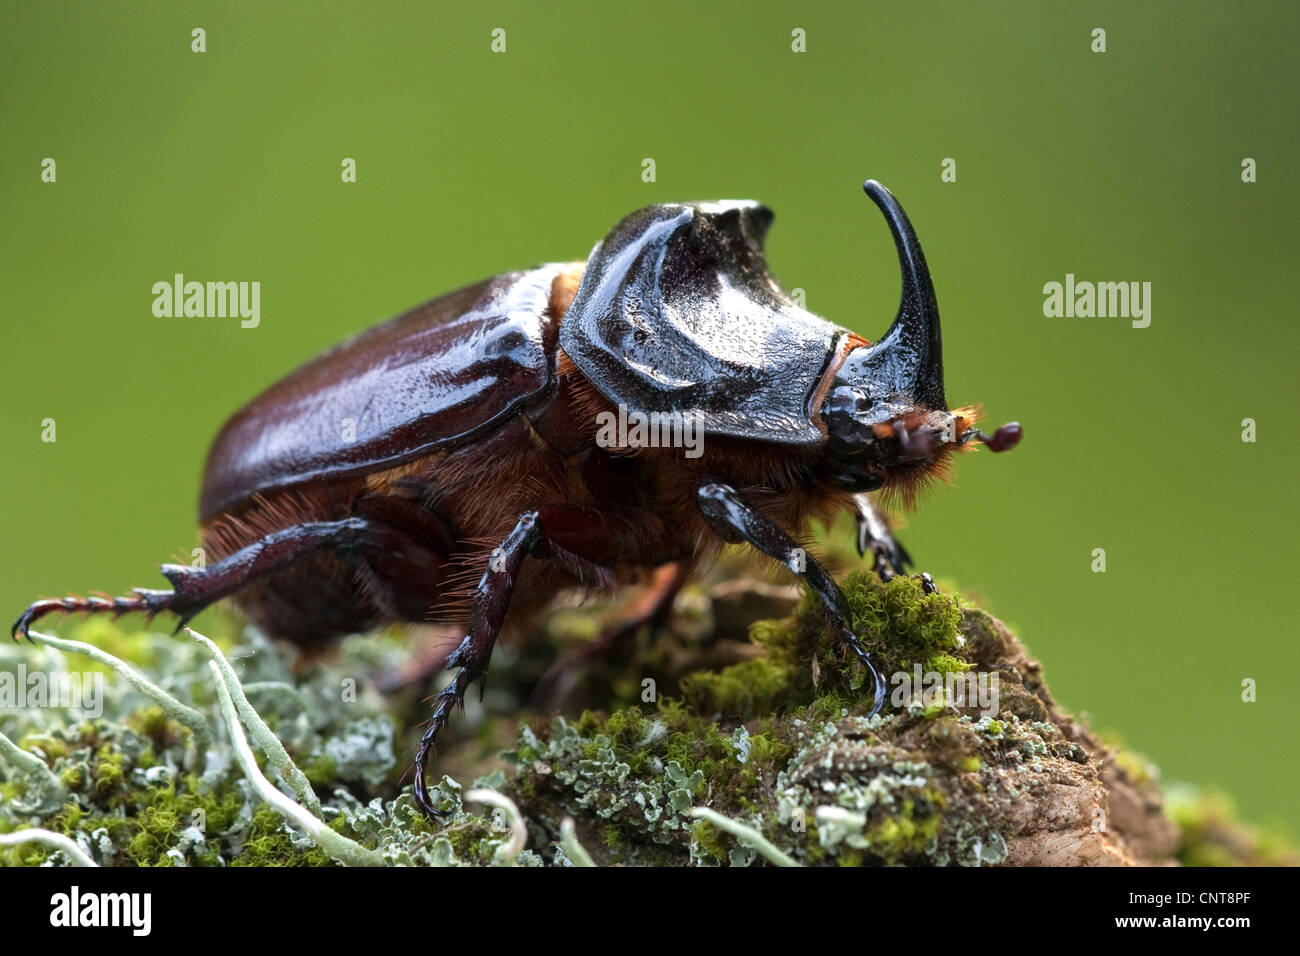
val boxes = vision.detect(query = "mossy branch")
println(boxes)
[0,729,68,812]
[187,627,321,815]
[688,807,800,867]
[206,661,381,866]
[465,789,527,865]
[560,817,597,867]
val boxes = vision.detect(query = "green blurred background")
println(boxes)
[2,2,1296,831]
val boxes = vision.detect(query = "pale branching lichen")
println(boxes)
[1,563,1291,866]
[0,618,513,866]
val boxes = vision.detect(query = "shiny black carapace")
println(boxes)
[14,180,1020,821]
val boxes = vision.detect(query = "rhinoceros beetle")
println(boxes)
[13,179,1020,821]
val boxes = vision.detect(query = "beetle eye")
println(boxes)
[826,384,872,418]
[823,384,875,454]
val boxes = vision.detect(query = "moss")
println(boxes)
[678,572,965,724]
[513,692,998,865]
[859,808,943,864]
[19,732,69,762]
[91,750,126,800]
[1167,786,1300,867]
[1110,743,1159,788]
[504,573,1136,866]
[127,706,187,757]
[0,614,429,866]
[302,755,338,788]
[440,816,514,867]
[231,805,332,867]
[126,804,179,864]
[60,765,86,790]
[690,819,727,865]
[4,556,1293,868]
[681,658,799,718]
[8,842,52,866]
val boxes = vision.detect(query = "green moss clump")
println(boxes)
[302,755,338,788]
[681,658,797,721]
[507,573,1129,866]
[91,749,126,801]
[682,572,965,721]
[231,805,332,867]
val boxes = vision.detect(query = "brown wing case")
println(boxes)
[198,264,573,520]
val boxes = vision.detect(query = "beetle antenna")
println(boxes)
[964,422,1023,453]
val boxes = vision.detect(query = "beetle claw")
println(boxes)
[842,635,888,716]
[412,670,484,822]
[11,610,35,644]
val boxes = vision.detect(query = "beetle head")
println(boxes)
[560,180,1020,477]
[822,182,1020,495]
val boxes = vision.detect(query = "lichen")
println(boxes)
[2,565,1292,866]
[0,618,509,866]
[503,573,1108,866]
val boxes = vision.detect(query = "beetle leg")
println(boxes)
[852,495,938,593]
[11,518,378,641]
[852,493,912,580]
[413,510,542,821]
[695,482,886,715]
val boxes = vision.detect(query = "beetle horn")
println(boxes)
[850,180,947,411]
